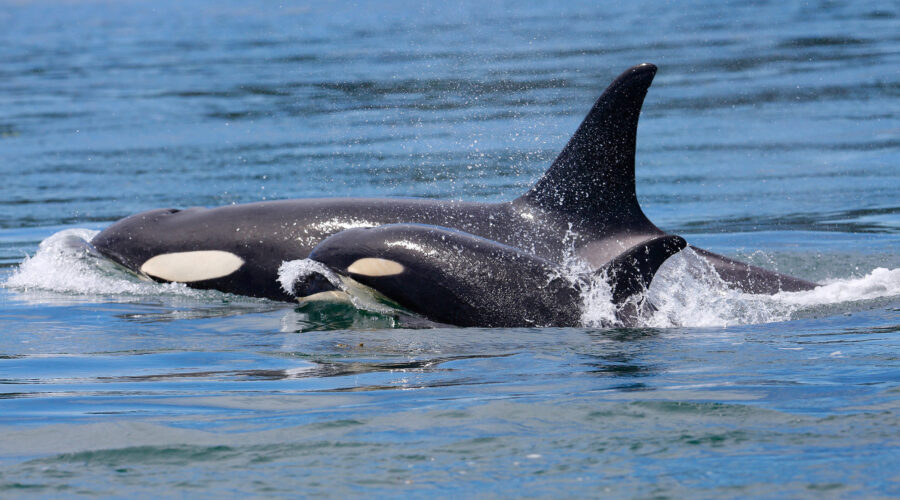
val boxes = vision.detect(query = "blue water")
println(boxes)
[1,0,899,497]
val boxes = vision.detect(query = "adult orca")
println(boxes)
[288,224,687,327]
[91,63,817,309]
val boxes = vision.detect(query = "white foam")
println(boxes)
[562,244,781,329]
[7,230,897,329]
[638,250,899,328]
[553,226,619,327]
[4,228,202,298]
[642,249,795,327]
[277,258,342,296]
[774,267,900,306]
[278,259,397,315]
[563,244,899,329]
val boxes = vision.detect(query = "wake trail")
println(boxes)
[6,229,899,328]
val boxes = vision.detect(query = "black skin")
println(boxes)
[304,224,586,327]
[91,63,818,304]
[299,224,685,328]
[92,198,580,301]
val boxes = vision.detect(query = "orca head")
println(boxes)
[307,224,590,327]
[92,207,185,272]
[305,226,410,285]
[91,207,248,284]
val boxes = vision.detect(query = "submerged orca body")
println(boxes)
[91,63,817,325]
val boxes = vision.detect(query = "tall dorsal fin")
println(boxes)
[517,63,657,230]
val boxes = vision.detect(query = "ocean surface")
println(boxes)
[1,0,898,497]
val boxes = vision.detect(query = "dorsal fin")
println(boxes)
[517,63,657,230]
[598,234,685,304]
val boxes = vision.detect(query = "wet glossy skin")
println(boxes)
[92,195,814,301]
[92,198,578,301]
[91,64,818,302]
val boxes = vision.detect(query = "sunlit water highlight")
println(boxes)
[1,0,898,497]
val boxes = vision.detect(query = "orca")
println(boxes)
[288,224,687,327]
[91,63,817,315]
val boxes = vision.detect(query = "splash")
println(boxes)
[640,249,899,328]
[277,258,344,297]
[277,259,398,315]
[559,239,899,328]
[774,267,900,306]
[641,249,794,327]
[554,226,619,327]
[4,229,205,299]
[6,230,897,329]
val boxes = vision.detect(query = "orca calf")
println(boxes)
[91,63,817,324]
[289,224,686,327]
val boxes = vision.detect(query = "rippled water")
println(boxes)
[1,0,898,497]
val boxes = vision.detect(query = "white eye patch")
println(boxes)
[346,258,405,277]
[141,250,244,282]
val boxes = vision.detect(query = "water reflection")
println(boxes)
[578,328,665,385]
[116,302,285,324]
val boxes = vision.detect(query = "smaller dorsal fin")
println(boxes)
[598,235,686,304]
[517,63,657,231]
